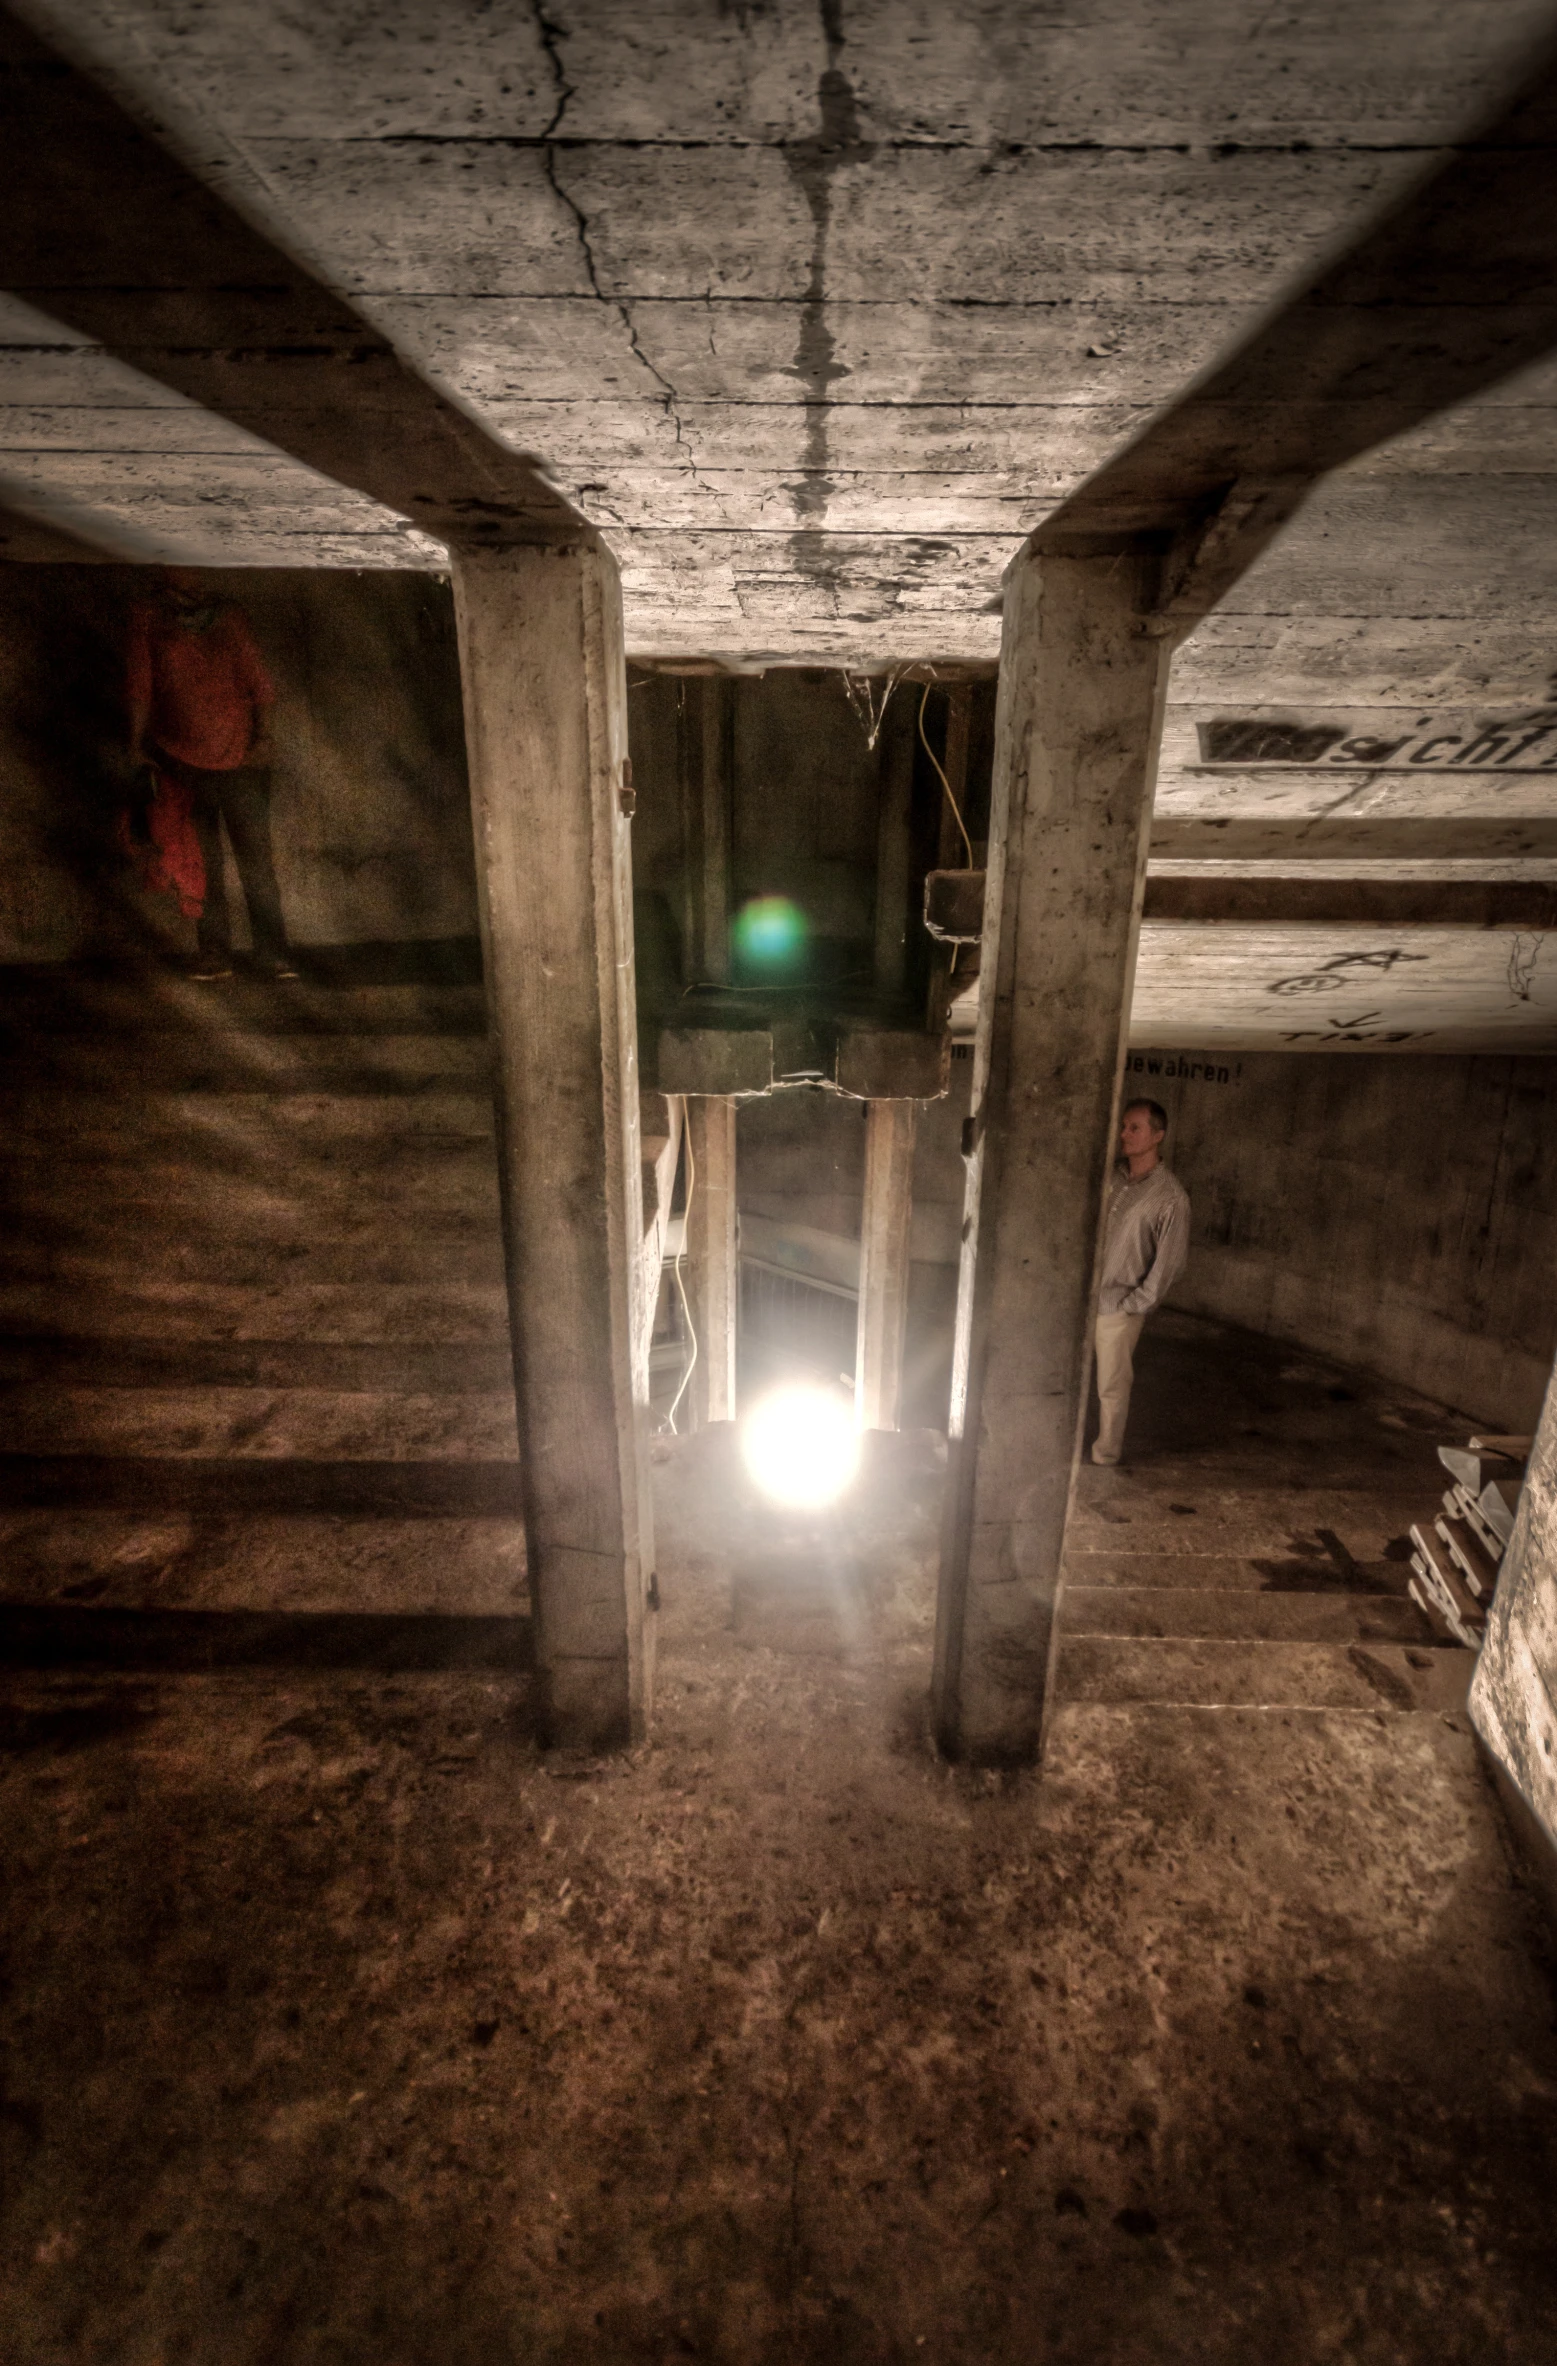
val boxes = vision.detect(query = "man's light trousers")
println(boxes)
[1092,1311,1146,1465]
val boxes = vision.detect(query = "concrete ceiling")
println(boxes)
[3,1,1557,1049]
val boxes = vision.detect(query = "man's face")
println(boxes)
[1119,1105,1164,1162]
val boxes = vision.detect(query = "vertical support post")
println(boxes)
[686,1094,738,1426]
[1470,1373,1557,1891]
[451,539,653,1751]
[856,1097,918,1431]
[931,545,1171,1764]
[927,681,973,1034]
[873,684,916,1000]
[680,675,733,985]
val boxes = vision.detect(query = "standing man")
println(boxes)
[126,570,296,980]
[1091,1098,1190,1466]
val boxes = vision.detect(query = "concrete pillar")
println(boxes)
[931,545,1171,1763]
[686,1094,738,1426]
[451,540,653,1752]
[855,1098,917,1432]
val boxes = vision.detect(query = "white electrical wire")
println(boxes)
[663,1120,698,1435]
[919,680,974,868]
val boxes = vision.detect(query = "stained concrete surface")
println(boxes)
[4,1309,1557,2363]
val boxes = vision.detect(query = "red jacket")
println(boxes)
[126,600,275,772]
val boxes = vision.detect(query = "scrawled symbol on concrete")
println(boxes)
[1267,948,1430,996]
[1279,1009,1429,1044]
[1507,933,1542,1004]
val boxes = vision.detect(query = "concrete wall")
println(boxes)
[0,566,473,960]
[1132,1049,1557,1429]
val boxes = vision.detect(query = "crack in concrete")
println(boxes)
[1507,931,1542,1002]
[781,0,874,588]
[530,0,712,499]
[370,133,1463,159]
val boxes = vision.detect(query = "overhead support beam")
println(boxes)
[0,7,585,553]
[452,539,652,1752]
[1148,819,1557,870]
[930,872,1557,932]
[1034,26,1557,620]
[855,1100,917,1436]
[933,545,1171,1764]
[685,1096,738,1429]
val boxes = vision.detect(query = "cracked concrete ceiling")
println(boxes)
[3,1,1557,1046]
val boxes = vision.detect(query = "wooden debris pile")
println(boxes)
[1408,1433,1529,1649]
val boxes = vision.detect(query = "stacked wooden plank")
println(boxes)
[1409,1435,1529,1649]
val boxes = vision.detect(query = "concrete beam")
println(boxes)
[0,10,584,553]
[1035,27,1557,614]
[855,1100,916,1435]
[452,539,652,1752]
[1148,818,1557,870]
[685,1096,738,1428]
[933,545,1170,1764]
[1142,880,1557,928]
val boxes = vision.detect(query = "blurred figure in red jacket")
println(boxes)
[126,571,296,979]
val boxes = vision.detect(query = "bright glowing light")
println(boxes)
[734,895,807,978]
[741,1384,860,1510]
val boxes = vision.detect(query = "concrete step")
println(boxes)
[0,1279,509,1346]
[0,1211,504,1287]
[0,1234,507,1289]
[1055,1633,1471,1714]
[0,1334,515,1394]
[0,1143,501,1210]
[0,1033,493,1092]
[0,971,487,1037]
[2,1089,497,1142]
[1063,1549,1410,1595]
[1062,1585,1432,1646]
[0,1382,519,1463]
[1067,1494,1429,1563]
[0,1506,525,1616]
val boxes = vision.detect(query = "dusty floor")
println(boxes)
[4,1312,1557,2363]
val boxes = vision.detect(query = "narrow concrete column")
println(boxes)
[686,1094,738,1426]
[932,546,1171,1763]
[873,687,917,998]
[855,1097,918,1432]
[679,676,733,986]
[451,540,653,1751]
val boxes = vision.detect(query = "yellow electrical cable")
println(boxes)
[919,680,974,868]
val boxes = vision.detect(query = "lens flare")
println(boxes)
[734,895,807,978]
[740,1384,861,1510]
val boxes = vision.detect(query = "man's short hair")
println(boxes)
[1124,1097,1168,1136]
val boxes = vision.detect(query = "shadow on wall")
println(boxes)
[0,566,475,961]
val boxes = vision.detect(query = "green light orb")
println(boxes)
[734,895,807,977]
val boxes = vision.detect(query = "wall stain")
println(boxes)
[783,0,871,598]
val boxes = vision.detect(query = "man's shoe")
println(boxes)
[1091,1445,1120,1466]
[255,955,300,981]
[187,954,233,981]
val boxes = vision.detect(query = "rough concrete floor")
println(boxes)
[4,1320,1557,2365]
